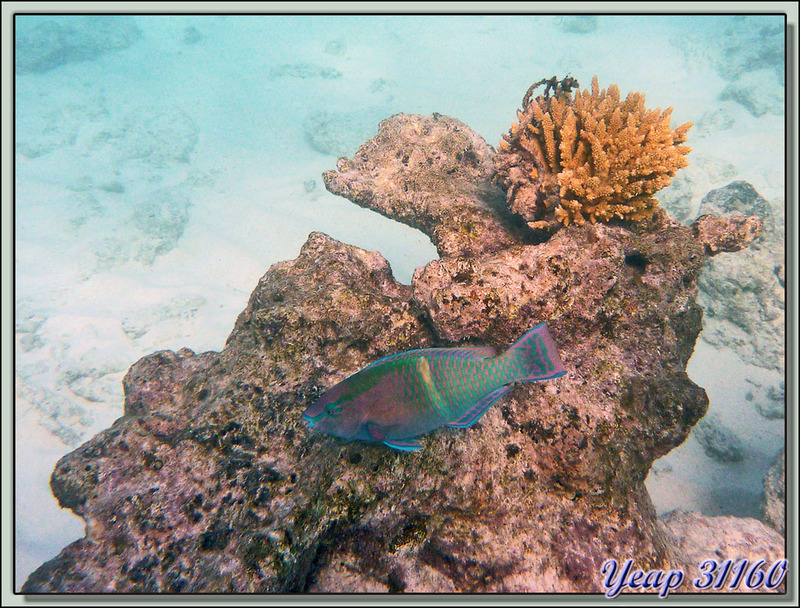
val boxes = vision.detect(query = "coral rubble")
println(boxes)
[495,76,692,231]
[23,114,767,593]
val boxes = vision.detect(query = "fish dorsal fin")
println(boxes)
[361,346,496,372]
[446,385,512,429]
[450,346,497,359]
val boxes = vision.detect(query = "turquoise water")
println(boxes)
[14,13,786,590]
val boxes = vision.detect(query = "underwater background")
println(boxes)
[14,14,785,589]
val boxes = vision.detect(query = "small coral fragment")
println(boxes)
[495,75,693,230]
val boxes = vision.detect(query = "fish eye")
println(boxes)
[324,399,344,416]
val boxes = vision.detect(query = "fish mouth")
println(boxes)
[303,410,325,428]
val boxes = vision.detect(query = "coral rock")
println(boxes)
[694,182,784,373]
[762,450,785,535]
[692,214,763,255]
[23,115,767,594]
[495,75,692,230]
[663,510,785,593]
[323,113,526,258]
[24,232,434,593]
[697,180,772,219]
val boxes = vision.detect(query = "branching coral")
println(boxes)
[495,75,692,229]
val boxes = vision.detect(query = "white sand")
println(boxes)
[12,15,785,589]
[645,339,785,518]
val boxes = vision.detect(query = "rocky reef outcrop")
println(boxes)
[694,181,785,375]
[323,113,527,258]
[662,510,785,593]
[23,114,768,593]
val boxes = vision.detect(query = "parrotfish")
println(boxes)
[303,323,566,451]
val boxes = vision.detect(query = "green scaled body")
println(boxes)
[303,323,566,451]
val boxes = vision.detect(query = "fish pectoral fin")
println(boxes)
[383,438,423,451]
[366,422,422,451]
[447,386,512,429]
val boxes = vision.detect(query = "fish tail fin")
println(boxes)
[503,323,566,382]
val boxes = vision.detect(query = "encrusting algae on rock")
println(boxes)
[495,75,693,231]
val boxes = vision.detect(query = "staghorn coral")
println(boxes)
[496,75,692,230]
